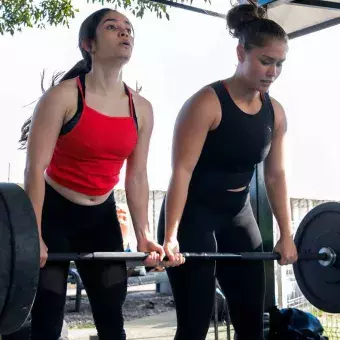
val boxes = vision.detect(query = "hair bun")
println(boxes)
[226,3,267,38]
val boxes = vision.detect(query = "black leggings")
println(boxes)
[158,188,265,340]
[30,182,127,340]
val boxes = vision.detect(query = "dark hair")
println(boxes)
[18,8,114,150]
[226,2,287,51]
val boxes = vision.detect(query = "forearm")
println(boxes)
[265,170,293,238]
[24,166,46,238]
[165,168,191,241]
[125,171,151,242]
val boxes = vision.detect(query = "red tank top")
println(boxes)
[46,75,138,196]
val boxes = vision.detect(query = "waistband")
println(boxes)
[187,182,250,215]
[44,181,115,210]
[190,168,254,192]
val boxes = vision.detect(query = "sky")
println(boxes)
[0,0,340,200]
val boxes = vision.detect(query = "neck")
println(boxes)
[227,71,260,104]
[87,61,124,95]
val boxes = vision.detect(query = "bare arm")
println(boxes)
[125,96,165,264]
[24,81,75,238]
[165,88,220,242]
[264,98,293,238]
[125,98,154,243]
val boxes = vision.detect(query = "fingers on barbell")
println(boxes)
[171,253,185,266]
[144,252,160,266]
[279,256,297,266]
[40,255,48,268]
[162,253,185,267]
[177,253,186,265]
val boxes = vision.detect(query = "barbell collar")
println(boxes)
[318,247,337,267]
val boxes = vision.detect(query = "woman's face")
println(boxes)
[238,38,288,92]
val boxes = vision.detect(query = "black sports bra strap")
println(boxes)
[123,83,139,131]
[78,73,86,97]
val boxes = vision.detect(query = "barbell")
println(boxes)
[0,183,339,335]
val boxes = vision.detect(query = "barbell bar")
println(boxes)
[0,182,340,336]
[46,248,333,264]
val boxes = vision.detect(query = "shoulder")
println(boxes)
[129,88,153,114]
[268,95,287,132]
[39,78,78,107]
[176,85,221,129]
[188,85,220,110]
[33,78,78,118]
[127,87,153,131]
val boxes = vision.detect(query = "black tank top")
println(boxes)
[189,80,275,193]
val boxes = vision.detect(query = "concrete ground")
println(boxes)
[68,310,230,340]
[66,275,232,340]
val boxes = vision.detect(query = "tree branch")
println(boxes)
[0,0,211,36]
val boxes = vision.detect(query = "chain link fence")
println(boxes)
[114,189,166,251]
[115,189,340,337]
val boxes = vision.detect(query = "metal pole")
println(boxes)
[146,0,226,19]
[214,278,219,340]
[7,163,10,183]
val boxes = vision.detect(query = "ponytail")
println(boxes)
[18,58,91,150]
[58,58,91,83]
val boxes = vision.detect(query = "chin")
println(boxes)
[258,83,272,93]
[119,56,131,65]
[119,52,132,61]
[247,79,268,93]
[111,55,131,67]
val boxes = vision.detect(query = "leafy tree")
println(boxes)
[0,0,210,35]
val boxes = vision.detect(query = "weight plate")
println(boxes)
[0,195,12,322]
[0,183,40,335]
[293,202,340,313]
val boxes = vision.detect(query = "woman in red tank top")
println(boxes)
[17,8,166,340]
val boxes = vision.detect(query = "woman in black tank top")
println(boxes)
[158,3,298,340]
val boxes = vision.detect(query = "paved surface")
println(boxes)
[67,283,156,297]
[68,310,230,340]
[66,276,231,340]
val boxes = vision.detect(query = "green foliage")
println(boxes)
[0,0,210,35]
[0,0,77,35]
